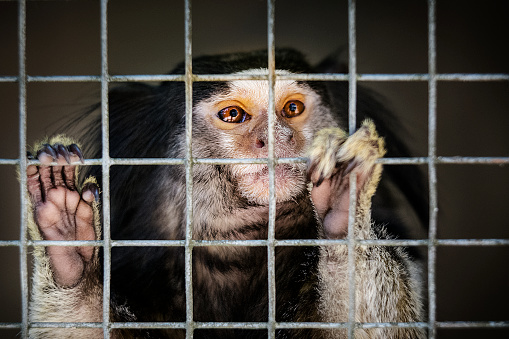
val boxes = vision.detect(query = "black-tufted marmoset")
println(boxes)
[26,49,426,338]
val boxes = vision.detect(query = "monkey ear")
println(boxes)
[313,48,348,74]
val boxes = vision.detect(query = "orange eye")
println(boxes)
[282,100,305,118]
[218,106,250,123]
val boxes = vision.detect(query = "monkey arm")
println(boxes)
[308,121,425,338]
[26,138,105,338]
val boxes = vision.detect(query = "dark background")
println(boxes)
[1,0,508,338]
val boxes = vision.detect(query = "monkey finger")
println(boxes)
[340,159,359,178]
[27,165,43,204]
[52,152,70,188]
[36,144,58,165]
[63,144,83,190]
[37,165,54,198]
[52,143,78,188]
[63,165,77,191]
[68,144,84,164]
[52,167,65,188]
[306,159,318,182]
[307,157,336,187]
[36,144,59,195]
[81,182,100,205]
[310,177,332,219]
[55,143,72,164]
[315,173,325,188]
[75,201,96,262]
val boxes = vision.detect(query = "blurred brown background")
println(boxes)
[1,0,508,338]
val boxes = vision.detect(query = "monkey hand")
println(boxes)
[309,122,424,338]
[307,120,385,239]
[27,138,100,288]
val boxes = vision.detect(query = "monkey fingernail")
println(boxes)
[315,174,325,187]
[68,144,84,164]
[27,165,38,176]
[37,144,58,165]
[82,183,100,202]
[55,143,71,164]
[342,159,359,178]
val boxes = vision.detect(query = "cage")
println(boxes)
[0,0,508,338]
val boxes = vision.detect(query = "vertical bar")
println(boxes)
[347,1,357,338]
[267,0,276,338]
[347,174,357,338]
[100,0,111,338]
[18,0,29,337]
[427,1,438,338]
[348,0,357,134]
[184,0,195,338]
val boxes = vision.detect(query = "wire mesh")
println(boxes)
[0,0,508,338]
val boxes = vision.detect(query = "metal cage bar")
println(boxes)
[184,0,195,337]
[3,73,509,84]
[0,0,509,337]
[17,1,29,338]
[100,0,112,337]
[267,0,277,338]
[427,1,438,338]
[347,1,358,338]
[2,238,509,249]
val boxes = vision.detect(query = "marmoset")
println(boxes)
[26,49,425,338]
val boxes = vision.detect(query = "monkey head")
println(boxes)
[192,68,338,205]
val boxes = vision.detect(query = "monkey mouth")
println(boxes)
[239,163,303,181]
[261,163,302,180]
[236,163,307,204]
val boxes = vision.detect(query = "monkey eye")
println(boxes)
[282,100,305,118]
[218,106,250,123]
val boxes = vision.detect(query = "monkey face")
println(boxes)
[193,69,338,205]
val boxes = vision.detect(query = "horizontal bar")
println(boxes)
[111,75,184,82]
[112,240,184,247]
[112,158,185,166]
[0,240,20,246]
[358,74,429,81]
[0,322,22,329]
[28,75,101,82]
[112,74,268,82]
[437,156,509,165]
[435,239,509,246]
[2,239,508,248]
[29,322,103,329]
[0,76,17,82]
[359,74,509,82]
[382,157,429,165]
[0,159,19,165]
[357,322,429,329]
[5,156,507,167]
[436,321,509,328]
[5,321,506,330]
[277,73,349,81]
[196,157,306,165]
[436,74,509,81]
[1,73,508,84]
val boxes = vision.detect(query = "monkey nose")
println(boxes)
[254,132,294,149]
[255,139,265,148]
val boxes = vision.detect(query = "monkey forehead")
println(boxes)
[204,68,320,109]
